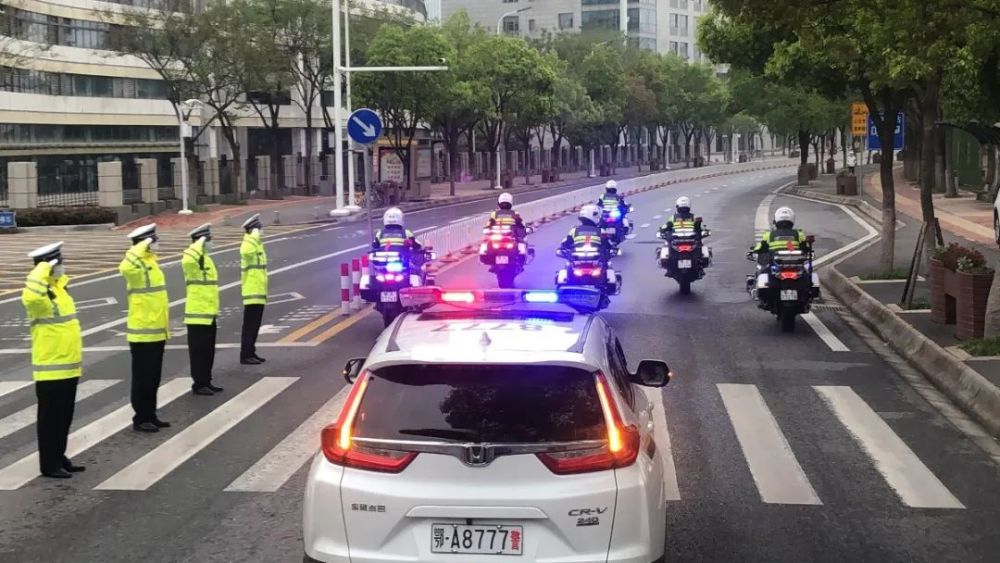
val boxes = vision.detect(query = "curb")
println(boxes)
[782,185,884,225]
[0,222,115,233]
[823,265,1000,437]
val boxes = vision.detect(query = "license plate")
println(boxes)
[780,289,798,301]
[678,259,692,269]
[602,228,616,234]
[431,524,523,555]
[495,255,509,264]
[380,291,398,303]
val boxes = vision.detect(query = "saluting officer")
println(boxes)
[239,214,268,365]
[119,224,170,433]
[182,223,223,396]
[22,242,86,479]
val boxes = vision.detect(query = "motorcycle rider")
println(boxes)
[597,180,629,216]
[658,196,703,240]
[746,206,810,292]
[486,192,527,240]
[561,204,615,261]
[373,207,422,251]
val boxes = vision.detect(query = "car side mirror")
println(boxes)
[343,357,365,384]
[631,359,670,387]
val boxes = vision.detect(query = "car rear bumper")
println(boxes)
[303,454,350,563]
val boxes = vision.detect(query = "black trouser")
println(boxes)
[240,304,265,360]
[187,321,217,389]
[36,377,79,473]
[130,341,165,424]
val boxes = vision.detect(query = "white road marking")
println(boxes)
[640,223,650,228]
[266,292,306,306]
[0,378,190,490]
[801,313,850,352]
[815,386,964,509]
[226,386,349,492]
[653,215,662,219]
[642,387,680,501]
[0,381,32,399]
[0,379,119,441]
[74,297,118,311]
[95,377,296,491]
[754,193,777,237]
[718,384,821,505]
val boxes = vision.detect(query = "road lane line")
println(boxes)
[754,194,777,237]
[226,387,349,492]
[801,313,850,352]
[642,388,680,501]
[0,378,190,490]
[95,377,297,491]
[278,310,341,343]
[640,223,650,228]
[653,215,662,219]
[0,379,119,441]
[310,306,374,344]
[814,386,964,509]
[718,384,821,505]
[0,381,32,399]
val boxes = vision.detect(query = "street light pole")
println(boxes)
[332,0,345,210]
[177,98,202,216]
[344,0,357,210]
[494,7,531,190]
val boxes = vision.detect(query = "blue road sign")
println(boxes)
[0,210,15,229]
[867,112,905,151]
[347,108,383,145]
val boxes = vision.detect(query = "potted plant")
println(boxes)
[929,243,995,339]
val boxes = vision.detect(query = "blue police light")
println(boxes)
[610,209,622,219]
[523,291,559,303]
[386,262,404,273]
[555,286,603,311]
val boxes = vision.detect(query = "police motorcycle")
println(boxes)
[479,224,536,288]
[361,248,437,327]
[657,223,712,295]
[745,236,820,332]
[555,243,621,310]
[598,204,634,251]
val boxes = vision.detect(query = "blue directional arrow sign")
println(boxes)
[347,108,383,145]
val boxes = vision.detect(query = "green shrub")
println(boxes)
[959,337,1000,357]
[860,268,909,280]
[13,206,117,227]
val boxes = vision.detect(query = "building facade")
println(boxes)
[0,0,426,209]
[440,0,709,59]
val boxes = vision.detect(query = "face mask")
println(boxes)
[148,241,160,252]
[52,264,65,278]
[204,241,213,252]
[252,228,261,236]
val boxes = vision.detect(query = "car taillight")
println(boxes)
[536,373,639,475]
[321,373,417,473]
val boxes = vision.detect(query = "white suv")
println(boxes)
[303,287,671,563]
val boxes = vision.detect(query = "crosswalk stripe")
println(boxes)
[95,377,297,491]
[0,380,119,441]
[718,384,822,505]
[0,381,32,400]
[226,386,348,492]
[814,386,964,509]
[643,388,680,501]
[0,378,190,490]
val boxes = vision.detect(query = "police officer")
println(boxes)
[560,204,614,260]
[373,207,422,251]
[182,223,222,395]
[22,242,85,479]
[597,180,629,215]
[658,196,703,239]
[487,193,527,239]
[240,214,268,365]
[751,206,809,259]
[119,224,170,433]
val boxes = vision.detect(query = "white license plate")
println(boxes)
[495,255,509,264]
[380,291,398,303]
[431,524,523,555]
[602,228,616,234]
[678,259,692,269]
[780,289,798,301]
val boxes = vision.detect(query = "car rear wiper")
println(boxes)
[397,428,480,441]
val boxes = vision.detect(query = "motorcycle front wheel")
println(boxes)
[678,279,691,295]
[380,302,401,327]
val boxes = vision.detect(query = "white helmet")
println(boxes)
[774,206,795,225]
[498,192,513,206]
[605,180,618,192]
[579,203,601,223]
[676,196,691,210]
[383,207,404,227]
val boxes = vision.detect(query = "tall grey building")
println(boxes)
[440,0,710,60]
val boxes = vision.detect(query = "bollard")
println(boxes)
[340,263,351,316]
[351,258,362,311]
[273,210,280,225]
[313,206,319,220]
[223,214,232,227]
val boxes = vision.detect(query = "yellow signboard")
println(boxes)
[851,102,869,137]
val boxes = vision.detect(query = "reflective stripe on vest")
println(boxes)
[128,285,167,295]
[31,313,77,326]
[126,327,167,335]
[33,362,82,372]
[186,279,218,286]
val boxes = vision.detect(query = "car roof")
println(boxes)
[365,309,607,369]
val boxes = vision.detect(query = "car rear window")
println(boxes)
[353,364,605,443]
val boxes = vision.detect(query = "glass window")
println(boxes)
[581,9,618,31]
[528,19,535,32]
[502,15,519,33]
[353,365,606,444]
[558,12,573,29]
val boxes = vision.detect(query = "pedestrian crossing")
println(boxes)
[0,378,974,509]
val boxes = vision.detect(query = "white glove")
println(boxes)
[47,259,59,268]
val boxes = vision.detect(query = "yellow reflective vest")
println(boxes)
[181,239,219,325]
[119,243,169,343]
[240,231,268,305]
[21,263,83,381]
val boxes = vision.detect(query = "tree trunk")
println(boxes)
[985,266,1000,339]
[448,137,458,197]
[798,130,809,165]
[917,79,940,255]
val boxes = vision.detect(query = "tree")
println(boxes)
[355,24,453,193]
[466,35,556,188]
[548,66,591,171]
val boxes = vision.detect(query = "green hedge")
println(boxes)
[12,206,117,227]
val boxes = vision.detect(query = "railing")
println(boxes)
[37,170,98,207]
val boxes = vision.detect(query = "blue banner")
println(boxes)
[867,113,905,151]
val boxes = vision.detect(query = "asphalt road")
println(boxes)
[1,167,998,562]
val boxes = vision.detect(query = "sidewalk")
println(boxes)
[784,167,1000,438]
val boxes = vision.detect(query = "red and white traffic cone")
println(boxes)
[351,258,362,311]
[340,263,351,316]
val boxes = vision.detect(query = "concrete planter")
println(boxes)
[930,258,994,339]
